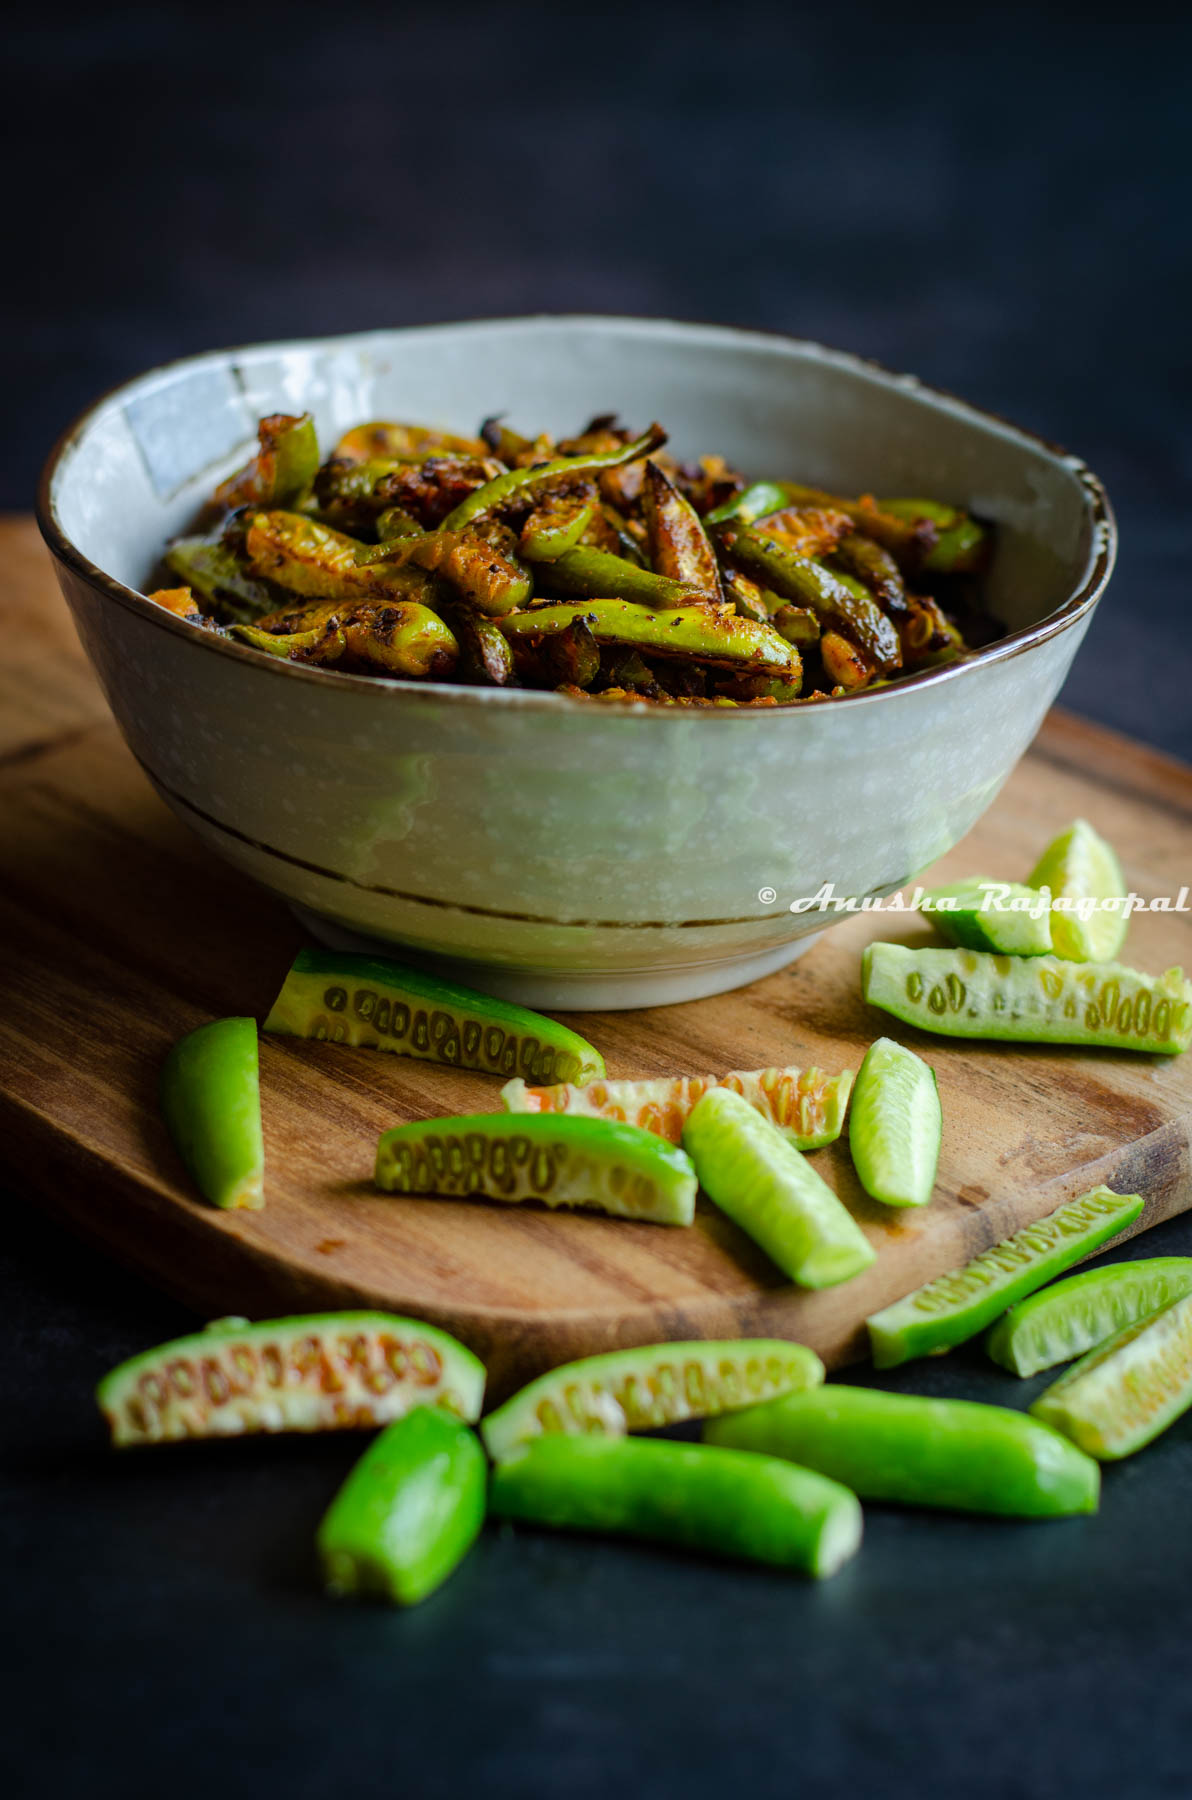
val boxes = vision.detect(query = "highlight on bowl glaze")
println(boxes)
[38,317,1115,1009]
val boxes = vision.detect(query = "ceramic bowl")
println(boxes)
[38,317,1115,1008]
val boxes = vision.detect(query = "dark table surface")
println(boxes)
[4,3,1191,1795]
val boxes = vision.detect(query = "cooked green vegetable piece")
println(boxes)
[920,878,1054,956]
[244,511,442,604]
[518,499,594,561]
[442,424,666,531]
[212,413,320,513]
[231,599,459,679]
[862,943,1192,1052]
[1030,1292,1192,1459]
[163,537,280,623]
[376,1113,697,1225]
[831,531,907,611]
[159,1018,264,1212]
[682,1088,875,1288]
[772,603,821,645]
[541,616,601,687]
[641,459,722,595]
[503,1064,853,1150]
[499,600,800,675]
[706,1386,1100,1517]
[705,482,790,526]
[97,1311,487,1446]
[489,1435,862,1578]
[777,484,937,566]
[452,607,516,684]
[987,1258,1192,1377]
[264,947,605,1084]
[865,1186,1144,1368]
[318,1407,486,1606]
[1027,818,1129,963]
[481,1338,824,1460]
[720,529,901,669]
[374,529,532,615]
[881,498,989,574]
[848,1037,940,1209]
[376,505,423,541]
[535,546,716,610]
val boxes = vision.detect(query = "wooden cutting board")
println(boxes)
[5,515,1192,1397]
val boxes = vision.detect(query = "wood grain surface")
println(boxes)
[5,515,1192,1396]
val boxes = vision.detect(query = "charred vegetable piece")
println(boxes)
[865,1186,1145,1368]
[211,413,320,514]
[97,1311,487,1446]
[163,537,280,623]
[442,424,667,530]
[540,616,601,688]
[749,506,854,559]
[772,603,821,645]
[987,1258,1192,1377]
[1031,1292,1192,1459]
[641,459,722,595]
[490,1435,862,1578]
[264,947,605,1084]
[862,943,1192,1053]
[503,1064,854,1151]
[920,878,1054,955]
[481,1339,824,1461]
[706,1386,1100,1518]
[376,505,423,541]
[159,1018,264,1212]
[720,529,901,670]
[244,511,439,604]
[231,600,459,679]
[1027,818,1129,963]
[534,546,716,610]
[683,1089,875,1288]
[831,531,907,611]
[452,608,516,684]
[375,1114,697,1225]
[848,1038,941,1209]
[518,499,594,561]
[898,593,964,668]
[318,1407,487,1606]
[333,421,489,464]
[369,529,532,615]
[499,601,800,675]
[820,630,874,690]
[881,497,989,574]
[777,484,938,567]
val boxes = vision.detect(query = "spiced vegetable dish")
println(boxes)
[150,410,1001,704]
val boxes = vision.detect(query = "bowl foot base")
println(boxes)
[287,906,822,1011]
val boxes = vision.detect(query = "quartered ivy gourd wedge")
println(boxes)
[1030,1291,1192,1459]
[159,1017,264,1212]
[502,1064,854,1151]
[265,948,605,1085]
[862,944,1192,1053]
[987,1257,1192,1377]
[375,1114,697,1224]
[481,1339,825,1462]
[847,1037,941,1209]
[865,1186,1144,1369]
[706,1386,1099,1518]
[489,1435,862,1579]
[97,1313,487,1446]
[919,879,1054,956]
[1027,818,1130,963]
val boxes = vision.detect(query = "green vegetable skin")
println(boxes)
[159,1017,264,1211]
[879,497,988,574]
[442,423,666,530]
[318,1407,486,1605]
[862,943,1192,1053]
[498,599,799,676]
[987,1257,1192,1376]
[920,878,1054,956]
[97,1312,486,1446]
[682,1088,875,1287]
[481,1338,825,1461]
[535,546,713,610]
[1027,817,1129,963]
[848,1037,941,1209]
[706,1386,1099,1517]
[489,1435,862,1578]
[376,1114,697,1225]
[1030,1292,1192,1459]
[866,1186,1144,1369]
[264,947,604,1085]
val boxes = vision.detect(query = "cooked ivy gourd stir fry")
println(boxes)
[149,410,1000,705]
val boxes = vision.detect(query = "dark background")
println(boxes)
[5,4,1192,1797]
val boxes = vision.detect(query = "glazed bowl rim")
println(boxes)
[36,313,1117,720]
